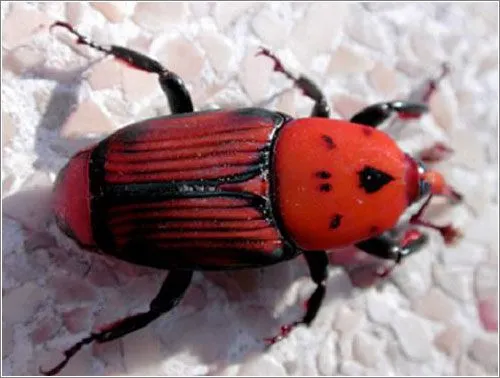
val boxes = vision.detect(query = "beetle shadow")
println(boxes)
[82,259,358,376]
[23,61,106,174]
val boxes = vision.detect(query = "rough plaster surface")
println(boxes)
[2,2,499,376]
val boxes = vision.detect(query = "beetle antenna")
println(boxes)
[50,21,112,55]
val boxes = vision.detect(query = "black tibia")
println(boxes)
[264,251,329,345]
[50,21,194,114]
[257,47,331,118]
[356,232,428,263]
[301,251,329,325]
[355,231,429,277]
[350,101,429,128]
[40,270,193,376]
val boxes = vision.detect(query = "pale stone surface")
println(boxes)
[3,45,44,75]
[65,2,84,25]
[369,62,404,97]
[121,63,159,103]
[214,2,258,30]
[122,326,163,375]
[62,307,93,334]
[433,324,464,357]
[132,2,188,32]
[331,94,368,119]
[2,325,14,359]
[352,332,386,369]
[366,291,395,325]
[2,5,51,49]
[198,30,236,75]
[30,316,61,344]
[239,46,274,103]
[327,45,375,75]
[290,3,348,61]
[345,5,392,54]
[237,354,287,376]
[474,264,498,300]
[333,306,365,336]
[441,240,488,267]
[2,111,15,148]
[432,263,470,301]
[90,2,126,23]
[339,360,366,375]
[3,283,46,324]
[429,82,460,131]
[317,335,337,375]
[477,297,498,332]
[50,275,98,305]
[458,355,487,376]
[252,8,290,49]
[412,288,457,322]
[88,59,122,90]
[155,36,205,82]
[61,99,115,138]
[391,312,433,361]
[468,337,499,374]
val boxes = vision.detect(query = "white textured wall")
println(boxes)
[2,2,498,376]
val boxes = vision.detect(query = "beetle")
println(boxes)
[42,21,462,375]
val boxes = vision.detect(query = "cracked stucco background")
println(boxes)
[2,2,499,376]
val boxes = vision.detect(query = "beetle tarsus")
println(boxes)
[264,251,329,345]
[264,321,301,346]
[50,21,112,55]
[39,333,96,376]
[410,218,462,245]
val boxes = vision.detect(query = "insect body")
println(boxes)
[44,22,462,375]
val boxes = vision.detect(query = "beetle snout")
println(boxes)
[52,149,95,248]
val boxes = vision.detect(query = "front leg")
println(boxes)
[355,230,429,277]
[350,101,429,128]
[265,251,328,345]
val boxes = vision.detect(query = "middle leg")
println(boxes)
[257,47,331,118]
[265,251,329,345]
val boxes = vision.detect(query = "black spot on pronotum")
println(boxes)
[329,214,343,229]
[319,183,332,192]
[358,166,394,194]
[321,135,336,149]
[315,170,331,179]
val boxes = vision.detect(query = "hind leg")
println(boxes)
[40,270,193,376]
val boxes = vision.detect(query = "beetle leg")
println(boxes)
[349,101,429,127]
[408,195,463,244]
[355,230,429,277]
[264,251,328,345]
[257,47,330,118]
[50,21,194,114]
[351,63,450,128]
[40,270,193,376]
